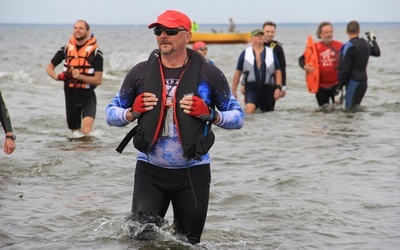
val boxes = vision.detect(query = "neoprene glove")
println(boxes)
[187,96,212,121]
[58,71,72,81]
[131,93,147,119]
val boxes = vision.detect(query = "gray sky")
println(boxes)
[1,0,399,25]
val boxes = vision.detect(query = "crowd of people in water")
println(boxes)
[194,19,380,114]
[1,9,381,246]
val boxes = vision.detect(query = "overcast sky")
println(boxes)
[1,0,399,25]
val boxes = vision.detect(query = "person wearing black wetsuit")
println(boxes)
[337,20,381,111]
[0,89,16,154]
[46,20,103,136]
[106,10,244,245]
[263,21,287,97]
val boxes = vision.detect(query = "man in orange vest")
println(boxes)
[46,20,103,137]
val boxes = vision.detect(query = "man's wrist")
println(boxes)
[6,134,16,141]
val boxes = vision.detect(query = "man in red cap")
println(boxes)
[106,10,244,244]
[192,41,214,64]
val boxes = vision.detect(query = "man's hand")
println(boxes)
[180,95,211,121]
[335,84,343,96]
[304,63,315,73]
[57,71,72,81]
[366,31,376,41]
[131,92,158,119]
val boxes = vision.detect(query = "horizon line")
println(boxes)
[1,21,400,27]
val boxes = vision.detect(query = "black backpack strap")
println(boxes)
[116,125,138,153]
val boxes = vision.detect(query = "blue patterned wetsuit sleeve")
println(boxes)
[106,63,145,127]
[200,63,244,130]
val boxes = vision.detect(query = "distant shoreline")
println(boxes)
[1,22,400,27]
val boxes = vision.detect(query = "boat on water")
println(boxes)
[190,32,251,44]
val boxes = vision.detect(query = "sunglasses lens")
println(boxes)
[154,27,163,36]
[199,47,207,51]
[165,29,179,36]
[154,27,184,36]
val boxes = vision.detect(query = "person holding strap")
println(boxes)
[232,29,282,113]
[106,10,244,244]
[299,22,343,111]
[0,90,16,154]
[46,20,103,136]
[263,21,287,97]
[337,20,381,111]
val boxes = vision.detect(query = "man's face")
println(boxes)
[73,21,89,41]
[252,33,264,45]
[263,25,275,42]
[320,25,333,44]
[155,26,190,56]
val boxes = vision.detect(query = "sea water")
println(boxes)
[0,23,399,249]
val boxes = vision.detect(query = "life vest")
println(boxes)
[242,46,275,85]
[64,35,98,89]
[117,49,215,161]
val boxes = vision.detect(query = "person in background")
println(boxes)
[46,20,103,136]
[106,10,244,244]
[228,18,236,32]
[232,29,282,114]
[192,41,214,64]
[262,21,287,97]
[336,20,381,111]
[0,89,16,154]
[299,22,343,111]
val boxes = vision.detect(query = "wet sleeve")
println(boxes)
[93,49,104,71]
[276,45,287,85]
[50,46,66,66]
[369,40,381,57]
[0,90,13,133]
[235,51,245,71]
[106,62,146,127]
[273,52,281,70]
[205,65,244,129]
[298,55,305,68]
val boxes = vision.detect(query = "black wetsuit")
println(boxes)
[339,37,380,110]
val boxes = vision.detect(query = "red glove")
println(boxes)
[58,71,72,81]
[131,93,146,119]
[187,96,211,121]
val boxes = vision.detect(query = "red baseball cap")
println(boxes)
[148,10,192,31]
[193,41,207,51]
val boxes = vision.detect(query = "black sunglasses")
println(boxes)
[154,27,187,36]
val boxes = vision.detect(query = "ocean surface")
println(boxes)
[0,23,399,249]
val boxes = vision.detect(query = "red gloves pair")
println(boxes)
[132,94,214,122]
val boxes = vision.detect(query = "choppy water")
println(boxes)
[1,23,399,249]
